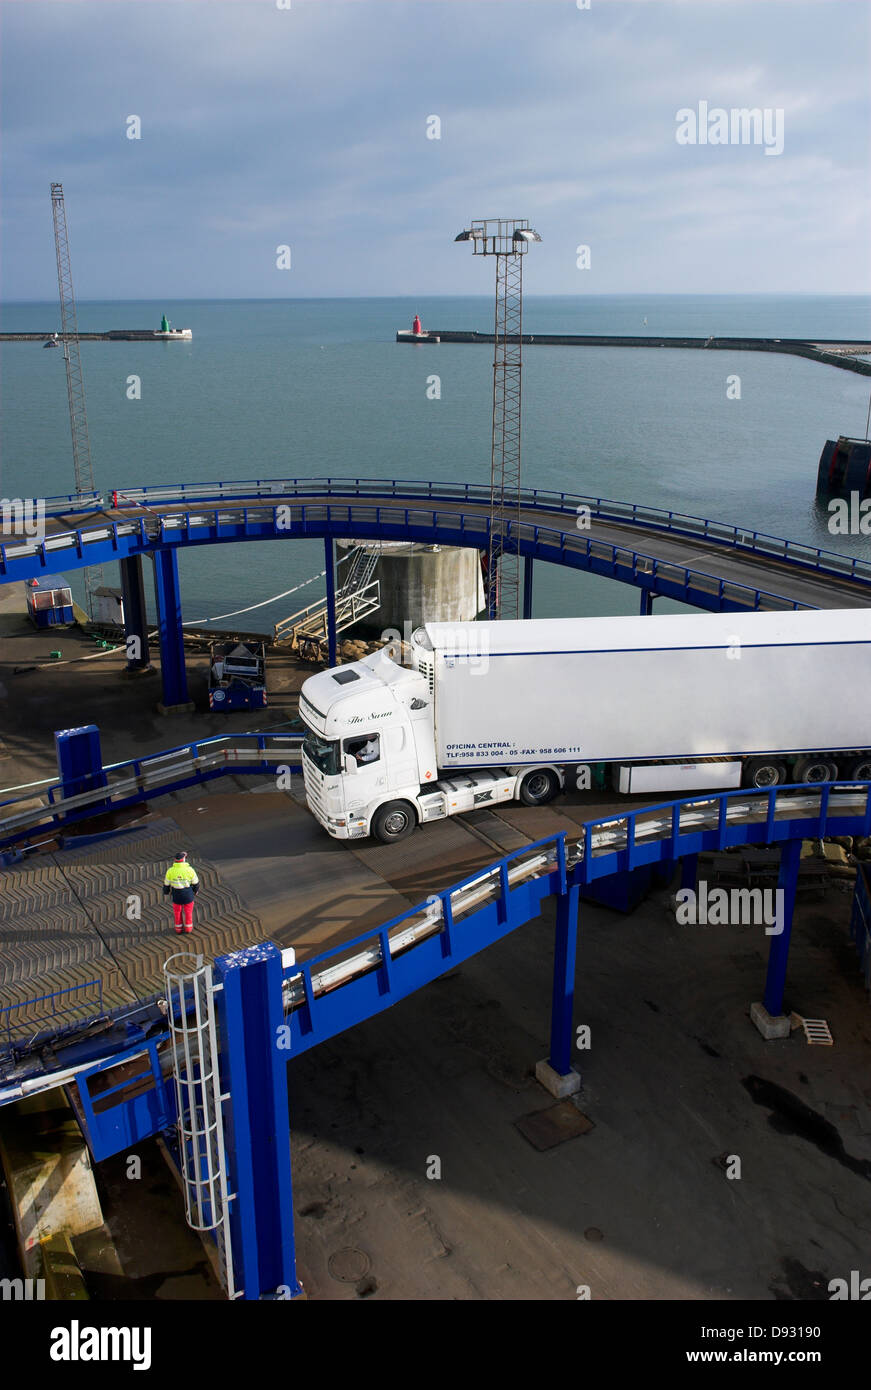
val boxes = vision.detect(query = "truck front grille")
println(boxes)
[302,768,326,818]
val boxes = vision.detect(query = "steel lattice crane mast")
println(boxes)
[50,182,103,612]
[455,219,541,620]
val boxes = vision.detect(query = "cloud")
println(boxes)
[1,0,868,297]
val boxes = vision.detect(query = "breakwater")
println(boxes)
[398,330,871,375]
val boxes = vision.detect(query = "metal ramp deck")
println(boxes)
[0,818,267,1052]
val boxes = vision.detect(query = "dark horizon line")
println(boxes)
[2,291,868,307]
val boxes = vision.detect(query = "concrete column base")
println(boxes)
[120,664,155,679]
[535,1059,581,1098]
[156,700,196,717]
[750,1001,791,1040]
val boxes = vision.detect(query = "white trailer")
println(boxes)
[298,609,871,842]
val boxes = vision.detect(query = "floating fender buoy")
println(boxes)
[816,436,871,499]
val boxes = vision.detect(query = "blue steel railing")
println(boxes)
[40,731,304,807]
[0,500,829,614]
[110,478,871,585]
[0,978,105,1056]
[1,492,105,518]
[41,491,104,516]
[0,732,304,845]
[280,782,871,1053]
[289,832,565,1003]
[10,478,871,588]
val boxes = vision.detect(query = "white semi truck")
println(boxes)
[299,609,871,842]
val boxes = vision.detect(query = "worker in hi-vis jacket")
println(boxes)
[163,851,200,933]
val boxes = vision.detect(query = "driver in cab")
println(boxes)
[348,735,379,765]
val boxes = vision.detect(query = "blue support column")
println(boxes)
[762,837,801,1017]
[548,883,581,1076]
[151,548,190,709]
[680,854,698,892]
[522,556,534,620]
[324,536,337,668]
[119,555,150,670]
[213,943,301,1301]
[640,588,655,615]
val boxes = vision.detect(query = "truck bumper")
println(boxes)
[319,814,370,841]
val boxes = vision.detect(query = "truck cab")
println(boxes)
[299,647,437,840]
[299,638,550,842]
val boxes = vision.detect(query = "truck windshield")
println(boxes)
[302,730,340,777]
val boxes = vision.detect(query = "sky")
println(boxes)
[1,0,869,300]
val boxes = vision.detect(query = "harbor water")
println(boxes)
[1,294,869,632]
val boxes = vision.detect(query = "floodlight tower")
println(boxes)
[455,218,541,620]
[51,182,103,614]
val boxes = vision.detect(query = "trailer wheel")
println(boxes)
[742,758,787,789]
[846,756,871,781]
[793,756,839,784]
[518,769,560,805]
[371,801,416,843]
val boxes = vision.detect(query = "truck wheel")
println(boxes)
[742,758,787,789]
[518,769,560,806]
[371,801,416,844]
[793,756,838,784]
[846,756,871,781]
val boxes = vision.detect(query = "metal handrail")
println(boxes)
[0,978,104,1050]
[274,579,381,643]
[0,733,304,841]
[0,502,818,615]
[7,479,870,586]
[41,493,104,516]
[103,478,871,584]
[282,782,871,1013]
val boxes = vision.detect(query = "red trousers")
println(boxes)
[173,901,194,928]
